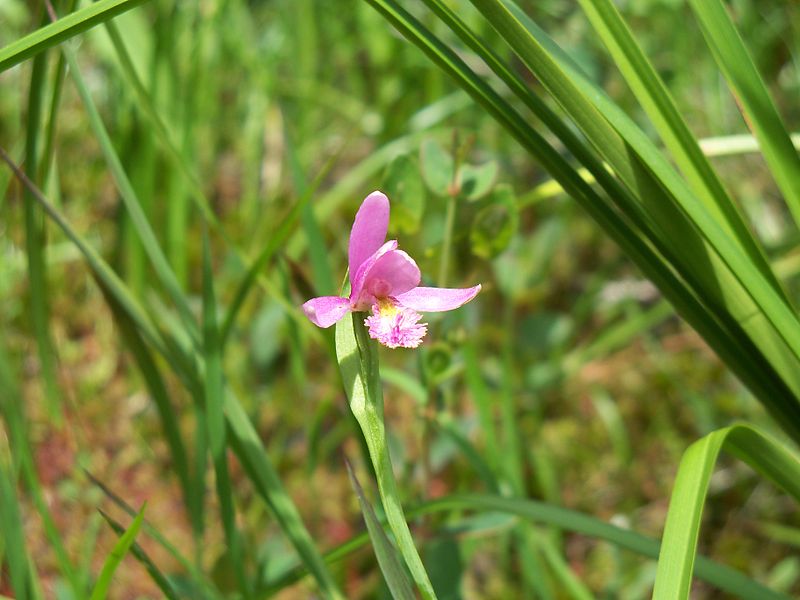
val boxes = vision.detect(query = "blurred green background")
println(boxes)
[1,0,799,597]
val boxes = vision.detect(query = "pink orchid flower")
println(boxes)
[302,191,481,348]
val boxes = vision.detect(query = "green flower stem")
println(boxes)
[336,313,438,600]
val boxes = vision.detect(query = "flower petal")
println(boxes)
[361,249,421,299]
[350,239,398,306]
[394,284,482,312]
[348,191,390,287]
[302,296,351,328]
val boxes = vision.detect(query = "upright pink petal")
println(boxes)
[348,191,390,287]
[302,296,351,328]
[394,284,482,312]
[350,240,397,307]
[361,249,421,299]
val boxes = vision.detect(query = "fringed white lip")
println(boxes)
[364,298,428,349]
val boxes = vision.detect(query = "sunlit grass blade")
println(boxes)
[99,510,180,600]
[0,0,148,72]
[346,461,416,600]
[576,0,786,300]
[88,503,146,600]
[687,0,800,227]
[467,0,800,367]
[365,0,800,443]
[653,424,800,599]
[335,312,437,600]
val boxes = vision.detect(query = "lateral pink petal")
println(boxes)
[350,240,398,305]
[348,191,390,286]
[394,284,482,312]
[302,296,351,328]
[362,249,421,298]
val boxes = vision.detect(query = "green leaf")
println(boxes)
[653,424,800,599]
[458,160,498,201]
[420,138,454,196]
[0,0,149,73]
[687,0,800,229]
[382,154,426,234]
[335,312,438,600]
[89,504,146,600]
[346,462,416,600]
[470,184,518,258]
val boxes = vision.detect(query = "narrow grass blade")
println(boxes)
[577,0,786,299]
[0,460,39,599]
[653,424,800,599]
[346,461,416,600]
[86,471,219,598]
[88,504,146,600]
[60,41,200,347]
[23,17,61,420]
[0,0,148,72]
[99,510,180,600]
[687,0,800,226]
[224,394,345,600]
[100,280,192,521]
[335,312,437,600]
[202,228,249,596]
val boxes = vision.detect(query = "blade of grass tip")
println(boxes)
[576,0,787,303]
[688,0,800,228]
[57,35,201,349]
[335,313,438,600]
[224,392,345,600]
[84,470,220,597]
[23,9,61,422]
[653,424,800,599]
[202,227,249,597]
[0,0,149,72]
[88,503,146,600]
[99,510,181,600]
[346,460,416,600]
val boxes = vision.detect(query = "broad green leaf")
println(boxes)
[653,424,800,599]
[382,154,426,234]
[420,138,455,196]
[88,504,146,600]
[470,184,518,258]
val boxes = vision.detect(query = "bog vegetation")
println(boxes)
[1,0,800,598]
